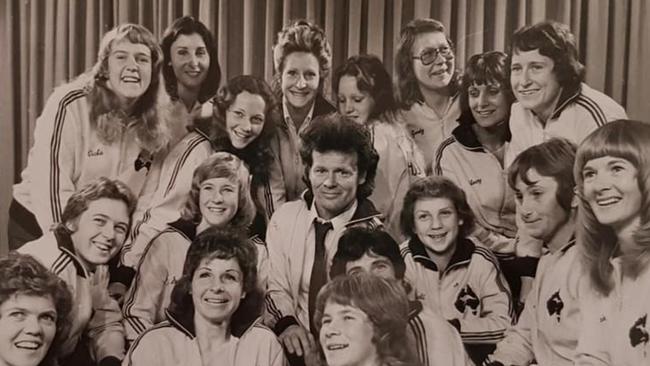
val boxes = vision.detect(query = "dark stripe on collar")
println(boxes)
[53,226,87,277]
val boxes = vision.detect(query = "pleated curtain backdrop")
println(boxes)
[1,0,650,254]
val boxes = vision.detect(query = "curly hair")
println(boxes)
[59,177,137,231]
[272,19,332,94]
[574,120,650,296]
[400,176,475,239]
[314,274,417,366]
[160,16,221,104]
[89,23,168,153]
[180,152,256,231]
[0,253,73,366]
[209,75,281,182]
[458,51,515,126]
[395,18,460,109]
[508,21,585,95]
[333,54,397,121]
[167,228,262,336]
[300,113,379,200]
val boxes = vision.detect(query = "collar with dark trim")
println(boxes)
[548,84,582,121]
[408,236,476,273]
[53,226,89,278]
[451,119,512,152]
[168,218,198,241]
[164,308,262,340]
[303,190,382,227]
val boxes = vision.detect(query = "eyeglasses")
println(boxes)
[412,46,453,65]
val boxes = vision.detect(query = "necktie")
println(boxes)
[308,220,333,336]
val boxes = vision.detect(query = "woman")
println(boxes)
[314,274,419,366]
[0,253,72,366]
[399,176,512,364]
[122,152,268,343]
[270,19,336,201]
[394,18,461,172]
[124,229,285,366]
[121,16,220,273]
[9,23,168,250]
[207,75,284,237]
[574,120,650,366]
[334,54,425,241]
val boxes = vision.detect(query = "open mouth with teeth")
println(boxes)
[93,241,113,254]
[428,233,447,240]
[517,89,539,96]
[232,129,253,140]
[204,297,229,305]
[596,197,621,206]
[474,110,495,117]
[205,206,227,213]
[14,340,43,350]
[326,343,349,351]
[121,75,141,83]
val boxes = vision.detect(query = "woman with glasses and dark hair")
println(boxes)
[393,18,461,173]
[333,54,425,240]
[124,229,284,366]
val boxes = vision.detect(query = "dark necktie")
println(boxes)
[308,220,333,336]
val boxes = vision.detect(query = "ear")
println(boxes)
[65,220,78,233]
[358,170,367,186]
[240,290,246,300]
[571,187,579,209]
[458,218,464,227]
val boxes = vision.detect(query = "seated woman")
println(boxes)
[124,229,285,366]
[122,152,268,343]
[0,253,72,366]
[573,120,650,366]
[314,274,418,366]
[399,176,512,364]
[334,54,425,241]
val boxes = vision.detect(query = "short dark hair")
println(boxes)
[508,21,585,93]
[300,113,379,199]
[333,54,396,119]
[330,227,405,280]
[400,176,475,238]
[160,16,221,103]
[0,253,73,366]
[507,138,577,214]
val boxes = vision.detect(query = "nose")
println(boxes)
[323,172,337,187]
[590,174,613,192]
[296,74,307,88]
[519,196,536,218]
[322,322,341,338]
[239,118,252,132]
[23,315,43,335]
[343,101,354,114]
[125,55,138,70]
[430,215,443,229]
[101,224,116,240]
[189,53,199,66]
[477,91,489,107]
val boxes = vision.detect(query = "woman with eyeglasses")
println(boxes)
[394,18,461,173]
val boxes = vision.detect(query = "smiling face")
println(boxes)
[337,75,375,125]
[281,51,320,111]
[170,33,210,92]
[225,91,266,149]
[309,150,366,220]
[0,294,57,366]
[191,257,245,326]
[411,31,455,93]
[581,156,642,235]
[514,169,569,242]
[197,177,239,231]
[106,40,153,108]
[510,49,563,121]
[344,252,397,280]
[413,197,461,256]
[468,82,509,129]
[319,301,379,366]
[68,198,130,271]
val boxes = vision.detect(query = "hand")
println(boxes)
[108,282,128,306]
[278,324,314,357]
[90,266,112,305]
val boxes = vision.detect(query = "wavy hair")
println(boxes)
[88,23,168,153]
[180,152,256,231]
[314,274,417,366]
[160,16,221,103]
[0,253,73,366]
[574,120,650,295]
[395,18,460,109]
[400,176,475,239]
[333,54,397,121]
[508,21,585,95]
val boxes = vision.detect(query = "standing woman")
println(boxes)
[9,23,168,249]
[270,19,336,201]
[394,18,461,173]
[334,54,425,240]
[574,120,650,366]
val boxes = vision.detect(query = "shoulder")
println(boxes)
[127,321,184,354]
[574,84,627,122]
[271,200,308,219]
[469,239,501,270]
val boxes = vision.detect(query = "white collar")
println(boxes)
[307,199,358,232]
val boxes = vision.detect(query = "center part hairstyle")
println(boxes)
[574,120,650,295]
[396,18,460,108]
[300,113,379,200]
[180,151,256,230]
[160,16,221,103]
[459,51,515,126]
[168,228,261,336]
[400,176,474,239]
[90,23,168,152]
[272,19,332,93]
[314,274,416,366]
[507,137,577,214]
[0,252,73,366]
[333,54,397,120]
[508,21,585,94]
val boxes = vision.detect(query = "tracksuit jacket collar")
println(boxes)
[408,235,476,273]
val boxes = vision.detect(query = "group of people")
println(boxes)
[1,13,647,366]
